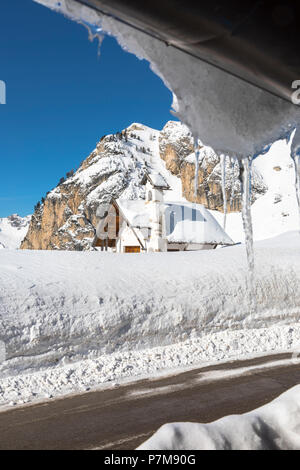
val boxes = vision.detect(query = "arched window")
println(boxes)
[148,190,152,201]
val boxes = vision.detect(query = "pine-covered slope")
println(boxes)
[21,121,266,251]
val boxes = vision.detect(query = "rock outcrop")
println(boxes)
[159,121,267,212]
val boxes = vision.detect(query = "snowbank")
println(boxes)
[1,232,300,406]
[138,385,300,450]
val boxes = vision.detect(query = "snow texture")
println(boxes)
[0,215,31,250]
[1,233,300,407]
[138,385,300,450]
[212,137,300,243]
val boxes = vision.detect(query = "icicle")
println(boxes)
[239,157,255,284]
[229,156,236,210]
[66,20,103,55]
[45,0,105,58]
[238,156,257,314]
[81,23,104,58]
[95,33,105,58]
[291,127,300,230]
[220,154,227,230]
[194,138,201,197]
[293,153,300,226]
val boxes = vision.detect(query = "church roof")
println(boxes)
[141,171,170,190]
[116,199,234,246]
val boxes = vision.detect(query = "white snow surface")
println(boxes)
[1,232,300,407]
[212,138,300,243]
[138,385,300,450]
[0,214,31,250]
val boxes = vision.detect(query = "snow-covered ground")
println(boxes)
[0,214,31,249]
[139,385,300,450]
[1,232,300,407]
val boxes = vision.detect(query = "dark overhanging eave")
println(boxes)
[75,0,300,105]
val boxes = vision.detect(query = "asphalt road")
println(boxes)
[0,352,299,450]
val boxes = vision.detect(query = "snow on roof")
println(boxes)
[164,202,234,245]
[116,199,233,245]
[117,199,150,228]
[142,171,170,189]
[148,172,170,189]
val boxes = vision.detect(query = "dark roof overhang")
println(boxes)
[75,0,300,104]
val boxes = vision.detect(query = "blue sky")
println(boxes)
[0,0,176,217]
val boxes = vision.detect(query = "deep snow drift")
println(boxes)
[139,385,300,450]
[1,232,300,406]
[0,214,31,249]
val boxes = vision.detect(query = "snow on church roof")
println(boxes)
[164,202,233,245]
[117,199,150,228]
[141,171,170,190]
[116,199,234,246]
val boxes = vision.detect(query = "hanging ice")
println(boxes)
[194,138,201,197]
[220,154,227,230]
[239,157,255,281]
[38,0,105,57]
[83,23,105,58]
[229,156,237,210]
[291,127,300,229]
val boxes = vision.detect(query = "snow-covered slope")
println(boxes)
[212,139,300,243]
[1,232,300,407]
[0,214,31,250]
[139,385,300,450]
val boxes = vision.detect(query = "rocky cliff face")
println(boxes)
[159,121,267,212]
[21,121,267,251]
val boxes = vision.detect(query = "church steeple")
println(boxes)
[141,172,170,252]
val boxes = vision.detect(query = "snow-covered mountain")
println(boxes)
[21,121,266,251]
[0,214,31,250]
